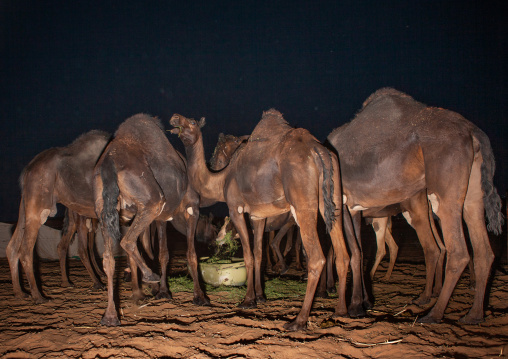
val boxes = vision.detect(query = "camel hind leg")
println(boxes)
[382,218,398,281]
[6,201,29,299]
[460,150,494,324]
[369,217,389,280]
[284,209,326,331]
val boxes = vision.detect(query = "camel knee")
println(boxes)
[447,249,470,273]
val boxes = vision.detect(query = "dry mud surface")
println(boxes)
[1,221,507,358]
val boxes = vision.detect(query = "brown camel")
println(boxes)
[209,133,301,273]
[327,88,504,324]
[6,130,112,302]
[170,109,349,331]
[93,113,210,326]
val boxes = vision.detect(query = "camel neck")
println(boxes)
[185,133,226,203]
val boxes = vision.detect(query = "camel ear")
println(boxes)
[218,133,225,141]
[198,117,206,128]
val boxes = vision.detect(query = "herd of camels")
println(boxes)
[6,87,504,331]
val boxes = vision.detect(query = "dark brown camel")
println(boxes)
[327,88,504,324]
[209,133,301,273]
[6,130,112,302]
[93,113,210,326]
[170,109,349,331]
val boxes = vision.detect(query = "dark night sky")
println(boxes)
[1,0,507,222]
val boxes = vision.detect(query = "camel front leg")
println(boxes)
[251,218,266,303]
[230,210,256,308]
[58,210,78,287]
[183,211,210,306]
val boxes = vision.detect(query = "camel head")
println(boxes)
[169,114,206,147]
[209,133,249,171]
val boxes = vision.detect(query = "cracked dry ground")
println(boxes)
[1,248,507,358]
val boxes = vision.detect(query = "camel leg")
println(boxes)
[6,203,30,299]
[403,192,440,306]
[419,203,470,324]
[128,254,145,303]
[76,216,104,290]
[58,210,78,287]
[265,231,274,271]
[100,224,120,326]
[252,218,266,303]
[294,231,303,270]
[459,156,494,324]
[140,226,154,261]
[369,217,389,280]
[430,214,445,296]
[382,218,398,281]
[155,222,172,300]
[326,246,336,293]
[271,222,292,274]
[284,211,325,331]
[120,209,160,283]
[282,225,295,257]
[88,220,105,277]
[342,210,367,317]
[230,210,256,308]
[184,209,210,306]
[19,215,48,304]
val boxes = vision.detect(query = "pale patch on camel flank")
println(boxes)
[237,206,244,214]
[186,207,193,216]
[342,194,347,204]
[290,205,299,226]
[40,209,51,224]
[428,193,439,215]
[352,204,369,211]
[402,211,412,226]
[86,218,92,231]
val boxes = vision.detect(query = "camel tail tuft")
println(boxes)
[100,155,121,242]
[474,128,504,235]
[314,147,335,233]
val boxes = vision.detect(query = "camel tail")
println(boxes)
[473,128,504,235]
[100,155,121,242]
[314,146,336,233]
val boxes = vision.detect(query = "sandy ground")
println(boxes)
[1,218,507,358]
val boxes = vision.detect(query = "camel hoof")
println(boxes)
[61,281,74,288]
[348,305,366,318]
[284,319,306,331]
[255,295,266,303]
[458,314,484,325]
[101,315,121,326]
[93,282,106,291]
[417,314,441,324]
[155,291,172,300]
[34,296,50,304]
[238,300,257,309]
[363,299,373,310]
[193,296,211,306]
[412,296,431,307]
[14,292,31,300]
[123,272,132,282]
[142,272,160,283]
[315,290,328,299]
[327,286,337,294]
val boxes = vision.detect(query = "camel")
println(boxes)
[93,113,210,326]
[170,109,349,331]
[209,133,301,273]
[213,131,444,306]
[327,88,504,324]
[6,130,112,303]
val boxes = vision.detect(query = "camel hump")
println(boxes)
[361,87,414,108]
[250,109,292,142]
